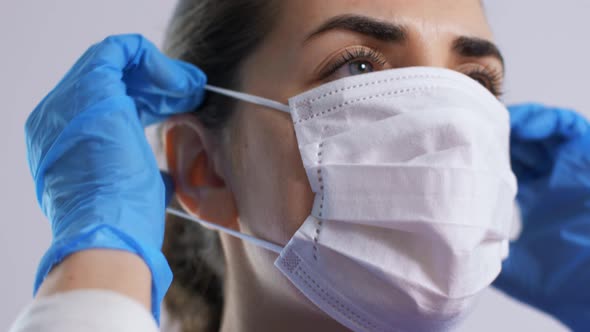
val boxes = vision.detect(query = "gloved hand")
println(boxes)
[25,34,206,322]
[493,103,590,331]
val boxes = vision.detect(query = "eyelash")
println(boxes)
[319,47,387,79]
[463,65,504,97]
[319,47,504,98]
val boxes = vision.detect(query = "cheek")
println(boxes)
[227,105,314,245]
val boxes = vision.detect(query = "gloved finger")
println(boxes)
[160,171,175,207]
[85,34,207,126]
[130,59,207,126]
[510,163,542,212]
[511,159,541,183]
[510,140,553,175]
[509,103,589,141]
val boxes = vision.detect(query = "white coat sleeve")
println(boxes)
[8,290,159,332]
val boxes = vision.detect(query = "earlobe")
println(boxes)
[162,115,237,229]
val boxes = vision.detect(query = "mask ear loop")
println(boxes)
[165,84,289,254]
[166,208,284,254]
[204,84,291,113]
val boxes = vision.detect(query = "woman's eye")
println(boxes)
[348,60,374,75]
[470,74,492,91]
[331,60,376,79]
[319,47,387,81]
[468,71,503,97]
[459,64,504,97]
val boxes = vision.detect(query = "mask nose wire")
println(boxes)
[204,84,291,113]
[166,208,284,254]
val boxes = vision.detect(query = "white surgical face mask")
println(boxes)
[166,66,517,332]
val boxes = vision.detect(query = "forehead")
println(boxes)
[278,0,492,41]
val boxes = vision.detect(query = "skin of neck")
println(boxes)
[218,233,349,332]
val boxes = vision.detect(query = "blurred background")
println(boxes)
[1,1,588,330]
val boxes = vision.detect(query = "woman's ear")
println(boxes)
[162,114,238,229]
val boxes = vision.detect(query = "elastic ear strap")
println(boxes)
[204,85,291,113]
[166,207,284,254]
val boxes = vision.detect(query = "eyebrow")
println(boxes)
[305,14,505,70]
[305,14,408,43]
[453,36,505,70]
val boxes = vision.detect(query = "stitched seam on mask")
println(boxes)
[294,266,378,331]
[313,142,324,261]
[299,74,444,105]
[295,85,440,124]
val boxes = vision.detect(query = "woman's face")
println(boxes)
[224,0,502,241]
[168,0,503,302]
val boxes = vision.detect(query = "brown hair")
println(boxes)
[161,1,278,331]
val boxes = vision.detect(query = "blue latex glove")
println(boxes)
[25,34,206,322]
[493,103,590,331]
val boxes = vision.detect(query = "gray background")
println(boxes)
[1,1,588,331]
